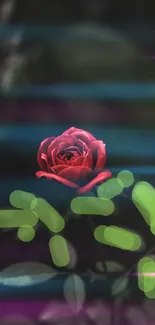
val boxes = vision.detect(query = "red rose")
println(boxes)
[36,127,112,194]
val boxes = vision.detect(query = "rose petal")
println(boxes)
[72,130,96,143]
[92,140,106,170]
[38,153,48,172]
[56,141,69,154]
[77,170,112,194]
[58,166,92,181]
[36,171,79,189]
[37,137,55,170]
[82,150,93,168]
[62,127,78,135]
[50,147,57,165]
[40,153,53,172]
[49,136,76,155]
[96,141,106,169]
[55,156,64,165]
[63,127,96,143]
[66,146,81,152]
[76,138,89,152]
[52,165,68,174]
[71,156,83,166]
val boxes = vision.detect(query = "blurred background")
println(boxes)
[0,0,155,189]
[0,0,155,319]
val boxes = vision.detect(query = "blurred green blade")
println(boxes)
[0,210,38,227]
[94,225,142,251]
[71,197,114,216]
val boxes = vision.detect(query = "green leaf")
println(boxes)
[0,210,38,228]
[49,235,70,267]
[0,262,57,286]
[31,198,65,233]
[132,181,155,235]
[71,197,114,216]
[106,261,125,272]
[96,261,125,273]
[97,177,124,199]
[117,170,134,188]
[10,191,36,209]
[94,225,142,251]
[112,276,129,295]
[64,274,85,312]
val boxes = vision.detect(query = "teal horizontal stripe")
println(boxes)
[0,24,154,42]
[0,125,154,158]
[2,84,155,99]
[0,276,110,297]
[0,25,67,39]
[112,166,155,175]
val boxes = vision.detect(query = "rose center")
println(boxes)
[65,152,73,160]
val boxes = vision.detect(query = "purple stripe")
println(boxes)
[0,301,153,324]
[0,99,153,124]
[0,301,46,318]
